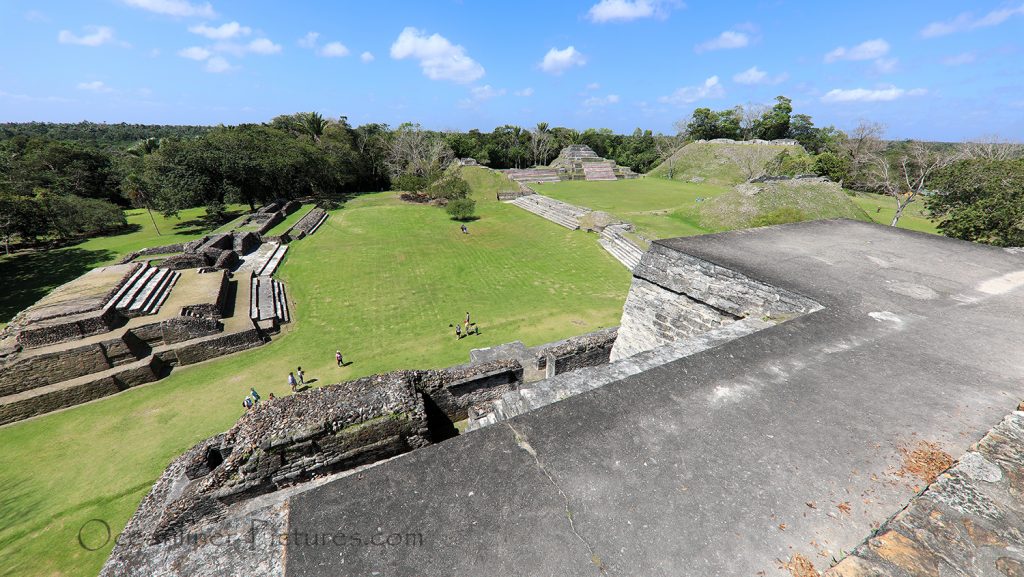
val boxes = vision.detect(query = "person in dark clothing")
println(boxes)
[455,323,462,339]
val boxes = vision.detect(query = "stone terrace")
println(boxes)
[507,193,587,230]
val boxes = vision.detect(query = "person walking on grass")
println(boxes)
[461,224,468,234]
[336,350,343,367]
[250,387,261,404]
[455,322,462,339]
[464,311,471,335]
[288,372,297,393]
[297,367,305,386]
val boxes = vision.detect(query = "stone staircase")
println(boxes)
[254,244,289,277]
[466,317,771,431]
[505,168,562,184]
[507,194,586,230]
[583,162,618,181]
[250,276,290,324]
[599,224,645,270]
[109,264,180,318]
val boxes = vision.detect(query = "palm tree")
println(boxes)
[300,112,330,143]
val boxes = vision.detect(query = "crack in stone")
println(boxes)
[506,422,607,576]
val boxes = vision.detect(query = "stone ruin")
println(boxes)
[504,144,638,184]
[100,219,1024,576]
[0,200,331,427]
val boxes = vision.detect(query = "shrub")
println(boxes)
[445,198,476,221]
[428,174,470,201]
[392,172,428,193]
[813,152,850,183]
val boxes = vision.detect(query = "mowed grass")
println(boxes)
[535,177,729,239]
[850,192,939,234]
[0,204,246,329]
[0,166,630,577]
[537,177,941,239]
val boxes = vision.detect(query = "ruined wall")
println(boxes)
[159,316,223,345]
[612,242,821,361]
[147,373,430,542]
[535,327,619,378]
[14,306,125,350]
[169,327,264,366]
[0,343,112,396]
[0,356,165,426]
[416,359,523,421]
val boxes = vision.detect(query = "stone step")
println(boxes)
[307,212,328,235]
[146,272,180,315]
[106,263,150,309]
[115,266,158,312]
[258,244,288,277]
[128,268,172,315]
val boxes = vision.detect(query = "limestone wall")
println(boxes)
[416,359,524,421]
[14,306,125,350]
[0,342,112,396]
[169,327,264,366]
[146,373,430,542]
[612,242,821,361]
[535,327,619,378]
[0,356,166,426]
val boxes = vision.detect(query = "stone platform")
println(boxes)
[100,220,1024,576]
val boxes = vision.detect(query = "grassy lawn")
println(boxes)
[0,166,630,577]
[536,177,941,239]
[535,177,729,239]
[850,192,939,234]
[264,203,314,236]
[0,205,246,329]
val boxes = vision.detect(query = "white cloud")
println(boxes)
[459,84,506,108]
[470,85,506,101]
[24,10,48,22]
[76,80,113,93]
[539,46,586,75]
[821,86,926,103]
[585,82,601,91]
[319,42,349,57]
[390,27,485,84]
[583,94,620,108]
[360,51,375,63]
[246,38,281,55]
[120,0,215,18]
[189,21,250,40]
[695,30,749,53]
[587,0,674,23]
[178,46,211,60]
[942,52,976,66]
[298,32,319,49]
[58,26,116,47]
[658,76,725,105]
[204,56,232,73]
[515,87,534,97]
[873,57,898,74]
[921,4,1024,37]
[824,38,890,62]
[732,66,786,85]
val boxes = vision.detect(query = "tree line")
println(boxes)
[1,110,1021,254]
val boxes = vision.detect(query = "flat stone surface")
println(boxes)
[171,219,1018,577]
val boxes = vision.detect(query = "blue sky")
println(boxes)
[1,0,1021,140]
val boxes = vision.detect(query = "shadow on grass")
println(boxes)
[0,477,44,576]
[0,247,116,324]
[172,209,246,237]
